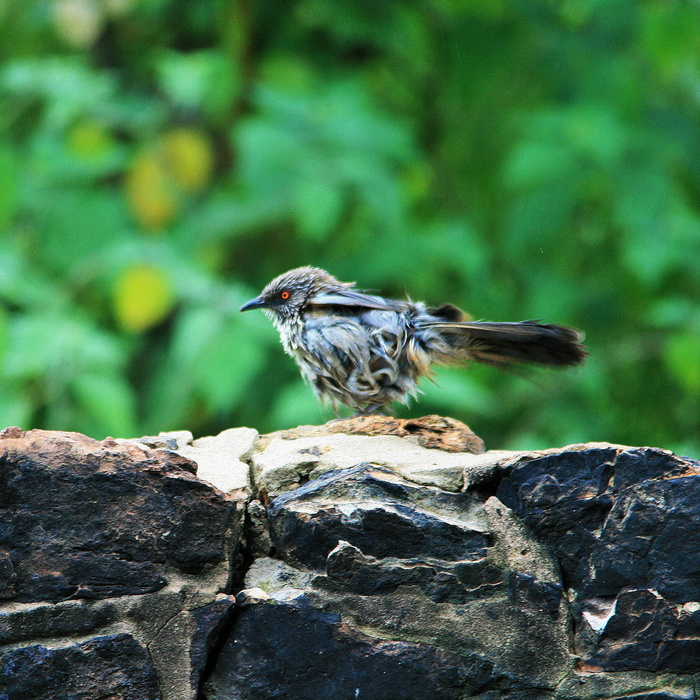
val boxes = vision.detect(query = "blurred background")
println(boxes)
[1,0,699,455]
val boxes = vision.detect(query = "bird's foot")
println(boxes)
[349,407,387,418]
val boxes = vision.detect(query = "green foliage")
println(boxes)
[1,0,699,455]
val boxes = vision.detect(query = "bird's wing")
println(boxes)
[308,288,403,312]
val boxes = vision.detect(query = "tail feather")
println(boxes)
[426,320,587,368]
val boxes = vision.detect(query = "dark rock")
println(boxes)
[3,425,699,699]
[189,596,237,690]
[580,589,700,673]
[496,444,700,674]
[268,464,489,570]
[596,476,700,602]
[247,462,571,693]
[555,669,697,699]
[0,428,239,603]
[117,591,238,700]
[0,633,160,700]
[495,446,698,597]
[136,435,181,450]
[202,596,493,700]
[0,550,16,598]
[610,695,696,700]
[325,540,504,603]
[0,599,118,645]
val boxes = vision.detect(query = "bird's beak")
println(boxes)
[240,295,268,312]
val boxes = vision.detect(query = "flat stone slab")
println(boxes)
[122,428,257,495]
[266,414,485,453]
[251,432,515,497]
[175,427,257,494]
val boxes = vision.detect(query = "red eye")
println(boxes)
[280,290,290,300]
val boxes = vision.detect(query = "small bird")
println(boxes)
[241,267,587,415]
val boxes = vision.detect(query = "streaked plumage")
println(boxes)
[241,267,587,414]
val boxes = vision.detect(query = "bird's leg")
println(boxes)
[350,405,387,418]
[325,405,386,424]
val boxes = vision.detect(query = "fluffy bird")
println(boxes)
[240,267,587,415]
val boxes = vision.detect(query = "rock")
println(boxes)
[121,427,257,495]
[578,588,700,673]
[243,499,272,558]
[146,597,234,699]
[133,433,189,451]
[495,443,700,674]
[267,464,490,570]
[267,414,485,453]
[235,587,271,606]
[3,425,700,698]
[175,427,257,495]
[481,495,559,583]
[0,428,239,603]
[251,432,497,498]
[324,539,505,603]
[554,670,697,700]
[202,596,494,700]
[0,427,244,700]
[0,598,118,646]
[243,555,314,593]
[0,633,161,700]
[236,464,572,692]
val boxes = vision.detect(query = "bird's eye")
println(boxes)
[280,290,290,300]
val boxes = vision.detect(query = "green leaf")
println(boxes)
[5,315,61,380]
[170,306,223,368]
[112,263,175,332]
[292,178,344,241]
[1,57,117,130]
[665,332,700,393]
[5,313,124,381]
[70,372,137,438]
[419,367,495,415]
[194,317,268,411]
[157,50,240,116]
[504,141,576,189]
[0,303,8,367]
[32,188,131,273]
[0,142,17,230]
[0,386,33,431]
[268,380,326,428]
[505,178,578,254]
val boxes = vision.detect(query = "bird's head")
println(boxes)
[240,266,346,323]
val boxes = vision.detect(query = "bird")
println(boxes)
[240,267,587,416]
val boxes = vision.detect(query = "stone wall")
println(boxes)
[0,417,698,699]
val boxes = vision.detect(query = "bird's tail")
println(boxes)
[424,320,587,368]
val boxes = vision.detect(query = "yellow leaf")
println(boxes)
[53,0,103,48]
[124,149,178,231]
[163,127,214,193]
[113,264,174,332]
